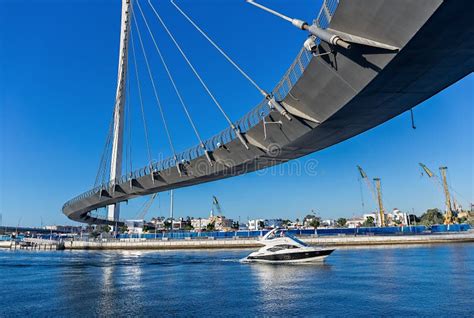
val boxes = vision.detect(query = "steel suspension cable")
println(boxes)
[171,0,265,96]
[136,1,212,162]
[130,27,153,165]
[145,0,249,149]
[171,0,292,121]
[94,116,114,187]
[101,136,113,185]
[98,114,116,187]
[131,7,178,159]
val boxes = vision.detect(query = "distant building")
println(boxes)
[264,219,283,229]
[321,219,336,227]
[457,211,469,219]
[363,213,377,221]
[189,212,233,231]
[363,213,382,226]
[211,215,233,231]
[387,208,409,226]
[346,217,364,228]
[43,225,83,234]
[248,219,265,231]
[303,216,321,228]
[150,217,166,231]
[289,219,303,229]
[125,220,144,234]
[238,223,248,231]
[246,218,284,230]
[172,218,187,230]
[191,218,211,230]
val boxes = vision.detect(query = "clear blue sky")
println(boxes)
[1,0,472,227]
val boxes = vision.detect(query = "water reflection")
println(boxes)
[3,245,473,317]
[249,262,332,313]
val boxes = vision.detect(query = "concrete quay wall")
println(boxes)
[65,232,474,250]
[305,232,474,246]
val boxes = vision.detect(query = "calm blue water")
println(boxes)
[1,244,473,317]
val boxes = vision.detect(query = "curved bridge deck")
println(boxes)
[63,0,474,225]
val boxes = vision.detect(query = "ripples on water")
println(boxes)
[0,244,473,317]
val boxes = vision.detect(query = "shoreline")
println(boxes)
[62,232,474,251]
[2,232,472,251]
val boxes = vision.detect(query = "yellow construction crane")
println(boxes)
[419,163,456,224]
[439,167,455,224]
[211,196,223,217]
[135,193,158,220]
[373,178,386,227]
[357,166,385,227]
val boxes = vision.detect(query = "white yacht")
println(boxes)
[241,228,334,263]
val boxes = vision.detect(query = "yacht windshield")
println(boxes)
[286,233,308,246]
[263,229,309,247]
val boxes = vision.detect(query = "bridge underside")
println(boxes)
[63,0,473,225]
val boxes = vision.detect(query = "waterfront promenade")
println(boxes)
[62,232,474,250]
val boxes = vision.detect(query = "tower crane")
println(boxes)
[135,193,158,220]
[211,196,223,217]
[419,163,457,224]
[357,166,385,227]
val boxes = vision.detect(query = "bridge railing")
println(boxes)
[63,0,340,211]
[315,0,339,29]
[273,48,313,101]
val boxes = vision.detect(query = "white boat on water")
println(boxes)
[241,228,335,264]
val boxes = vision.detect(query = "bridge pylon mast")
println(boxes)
[108,0,132,225]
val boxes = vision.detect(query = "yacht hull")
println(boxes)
[242,249,334,264]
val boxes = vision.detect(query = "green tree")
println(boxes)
[420,208,444,226]
[362,216,375,227]
[183,217,193,231]
[101,225,111,233]
[309,219,320,228]
[206,221,216,232]
[408,214,420,225]
[119,225,128,234]
[336,218,347,227]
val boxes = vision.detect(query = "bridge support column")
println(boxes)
[108,0,131,228]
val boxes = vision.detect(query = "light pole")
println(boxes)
[198,217,202,237]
